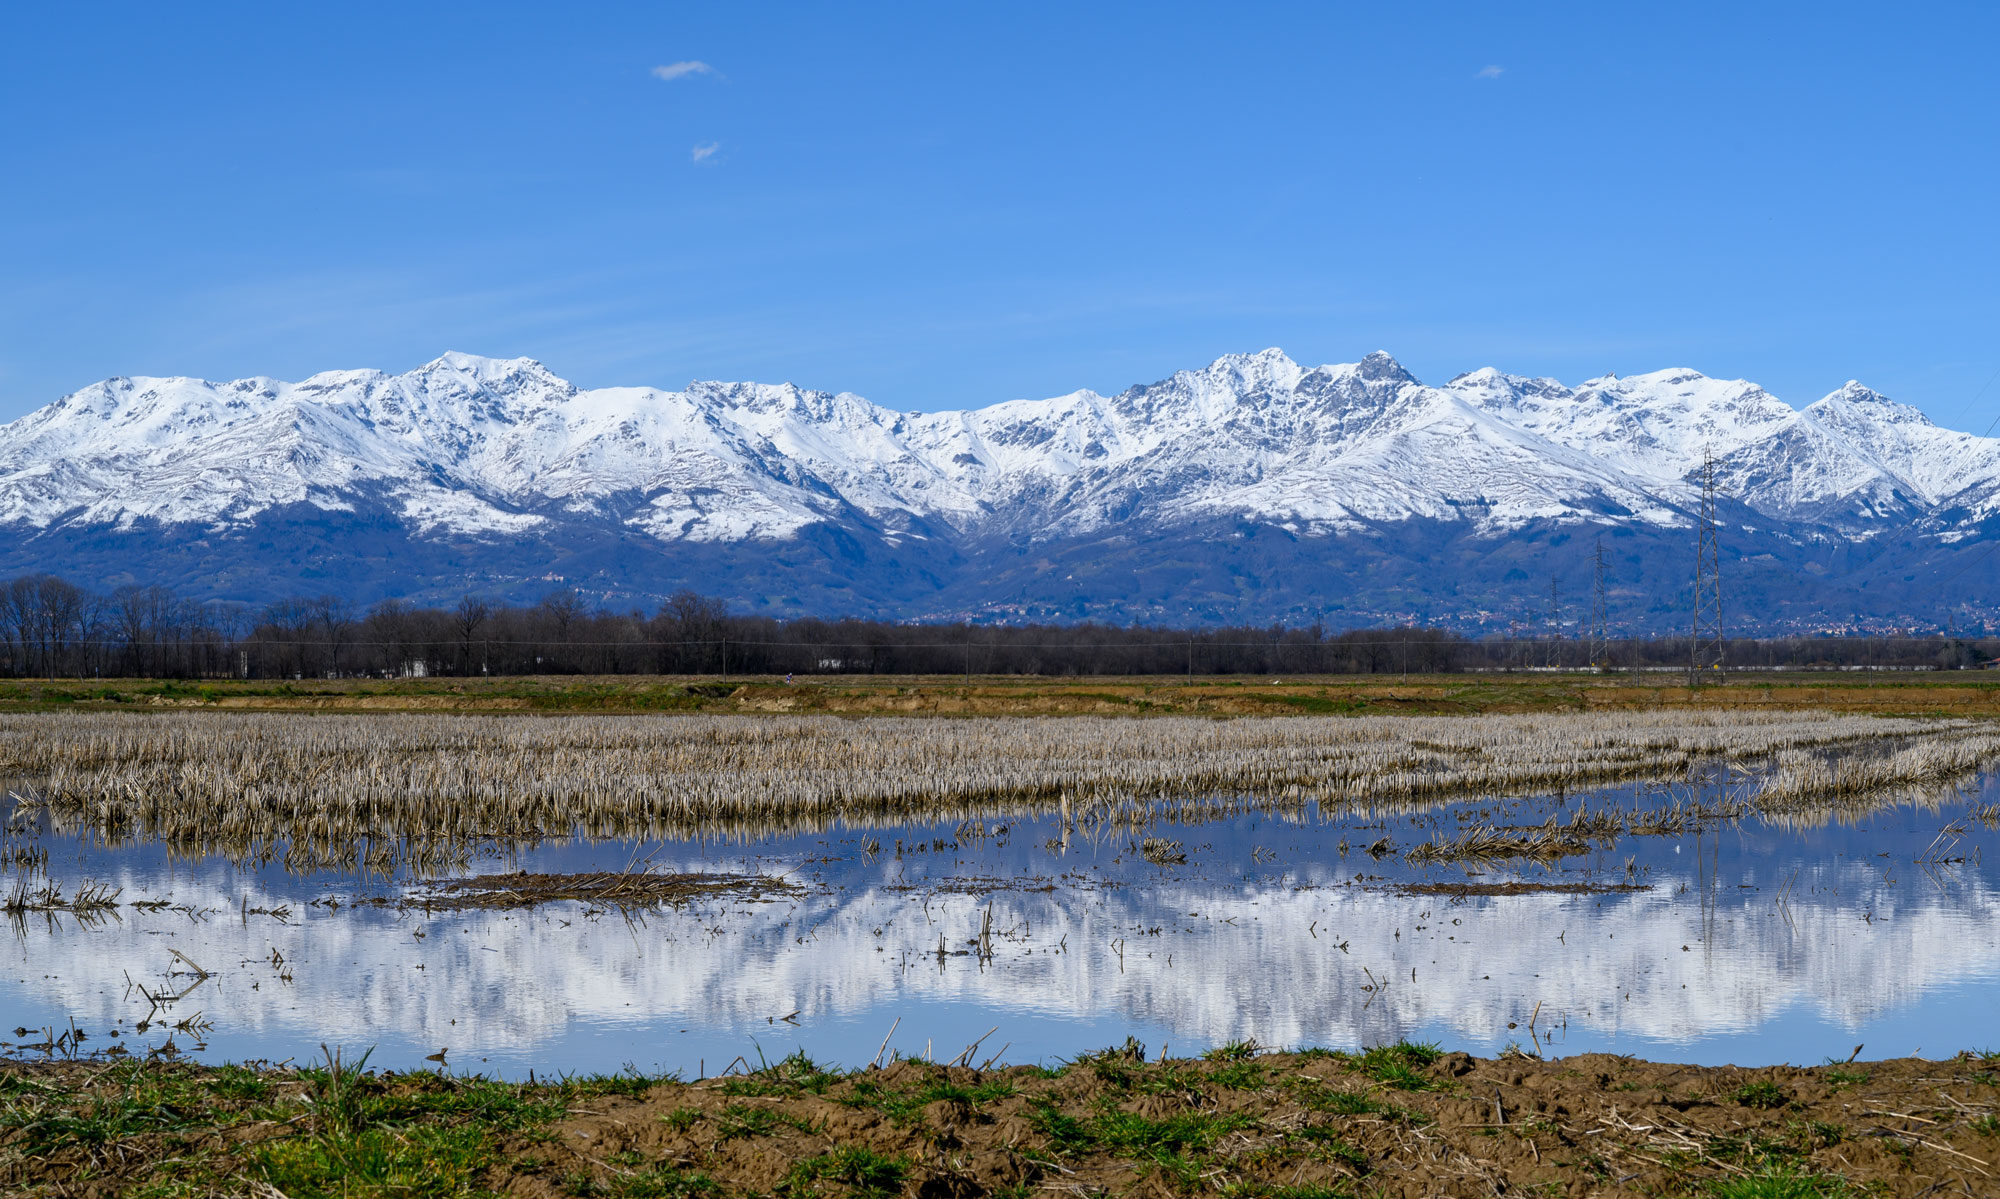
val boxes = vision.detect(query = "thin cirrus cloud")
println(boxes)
[1475,65,1504,79]
[651,61,717,82]
[691,142,721,164]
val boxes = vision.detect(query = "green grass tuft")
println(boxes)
[841,1073,1016,1126]
[1289,1077,1385,1115]
[1290,1124,1369,1172]
[1028,1099,1258,1163]
[1203,1039,1261,1062]
[255,1123,490,1198]
[714,1102,816,1140]
[783,1146,908,1199]
[721,1051,844,1098]
[1732,1081,1791,1110]
[1707,1165,1861,1198]
[661,1105,703,1132]
[1351,1043,1443,1092]
[1209,1060,1269,1090]
[299,1044,375,1138]
[607,1164,722,1199]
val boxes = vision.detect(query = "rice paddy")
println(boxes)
[2,704,1999,1139]
[2,709,1991,871]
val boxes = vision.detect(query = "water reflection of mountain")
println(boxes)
[7,845,1996,1065]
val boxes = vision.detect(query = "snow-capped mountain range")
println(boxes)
[4,348,1998,629]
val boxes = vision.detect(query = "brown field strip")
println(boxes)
[11,672,2000,718]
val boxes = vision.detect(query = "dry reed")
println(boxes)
[0,709,1984,872]
[1405,817,1599,865]
[1758,733,2000,807]
[2,877,120,915]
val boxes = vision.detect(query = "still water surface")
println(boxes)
[3,781,1996,1077]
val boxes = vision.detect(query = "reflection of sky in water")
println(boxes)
[3,779,1997,1078]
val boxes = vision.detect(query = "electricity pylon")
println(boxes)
[1690,449,1724,685]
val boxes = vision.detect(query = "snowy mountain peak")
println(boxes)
[6,347,2000,576]
[1355,350,1417,384]
[418,350,555,378]
[1179,347,1305,391]
[1808,381,1934,426]
[408,351,576,399]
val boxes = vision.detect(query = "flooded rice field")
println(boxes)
[4,711,1998,1081]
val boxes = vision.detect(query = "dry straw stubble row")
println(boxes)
[0,710,1991,872]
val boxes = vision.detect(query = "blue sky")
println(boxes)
[3,2,1997,426]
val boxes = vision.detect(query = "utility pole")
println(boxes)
[1546,576,1561,669]
[1690,448,1724,686]
[1590,536,1610,670]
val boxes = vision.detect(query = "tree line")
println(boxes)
[1,572,1994,680]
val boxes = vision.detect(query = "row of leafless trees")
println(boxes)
[1,572,1994,679]
[1,576,241,679]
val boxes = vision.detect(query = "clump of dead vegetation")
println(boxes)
[1,877,120,916]
[1401,796,1756,863]
[410,869,798,911]
[0,709,1985,871]
[1405,822,1597,865]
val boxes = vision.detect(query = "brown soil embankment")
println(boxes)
[3,1045,1996,1197]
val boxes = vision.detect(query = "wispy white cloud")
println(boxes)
[1475,64,1504,79]
[691,142,721,165]
[651,61,716,82]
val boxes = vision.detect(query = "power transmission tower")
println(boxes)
[1590,536,1610,669]
[1546,575,1561,669]
[1690,449,1725,685]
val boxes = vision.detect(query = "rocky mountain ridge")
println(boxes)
[4,349,1996,630]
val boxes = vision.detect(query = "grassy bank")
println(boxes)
[9,671,2000,719]
[3,1044,1996,1198]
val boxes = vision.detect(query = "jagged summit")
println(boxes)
[1808,381,1935,424]
[1354,350,1416,384]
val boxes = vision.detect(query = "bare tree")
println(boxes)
[0,577,32,676]
[367,599,417,676]
[653,590,728,673]
[259,598,317,678]
[535,587,588,671]
[454,594,491,675]
[308,596,356,676]
[36,575,89,678]
[112,585,174,676]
